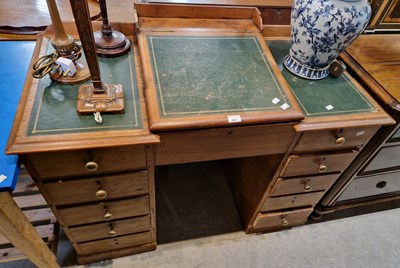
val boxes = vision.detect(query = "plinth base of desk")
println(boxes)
[77,242,156,265]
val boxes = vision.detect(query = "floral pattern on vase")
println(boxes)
[284,0,371,80]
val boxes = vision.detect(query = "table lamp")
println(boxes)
[94,0,131,57]
[70,0,125,123]
[32,0,90,84]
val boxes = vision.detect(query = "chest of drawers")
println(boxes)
[250,125,382,232]
[23,146,156,263]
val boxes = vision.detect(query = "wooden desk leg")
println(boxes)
[0,192,59,268]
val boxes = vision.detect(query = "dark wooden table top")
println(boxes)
[0,0,136,35]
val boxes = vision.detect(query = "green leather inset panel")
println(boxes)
[28,44,142,135]
[267,40,375,117]
[148,36,292,117]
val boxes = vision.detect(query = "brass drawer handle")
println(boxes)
[108,230,117,237]
[304,184,312,192]
[335,136,346,145]
[282,218,289,226]
[96,189,108,199]
[104,211,113,221]
[85,161,98,172]
[318,163,327,173]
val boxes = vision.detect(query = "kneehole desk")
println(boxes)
[6,4,394,264]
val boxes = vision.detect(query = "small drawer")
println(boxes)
[77,231,153,255]
[58,196,150,226]
[69,215,151,243]
[281,151,358,177]
[362,146,400,174]
[29,145,147,179]
[253,207,313,232]
[337,171,400,202]
[294,126,378,153]
[262,191,325,212]
[44,171,148,205]
[270,173,339,196]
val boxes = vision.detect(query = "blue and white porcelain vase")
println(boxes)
[284,0,371,80]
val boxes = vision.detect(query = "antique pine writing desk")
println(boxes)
[5,4,393,264]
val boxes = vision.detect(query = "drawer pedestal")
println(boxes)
[23,145,157,264]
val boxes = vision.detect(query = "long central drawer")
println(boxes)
[155,123,297,165]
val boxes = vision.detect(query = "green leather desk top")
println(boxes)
[28,42,142,136]
[148,36,294,117]
[267,40,375,117]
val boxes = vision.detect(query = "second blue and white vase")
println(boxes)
[284,0,371,80]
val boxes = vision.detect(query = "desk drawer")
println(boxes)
[77,231,153,255]
[294,127,378,153]
[281,151,358,177]
[253,207,313,232]
[69,215,151,243]
[363,146,400,174]
[155,123,296,165]
[337,171,400,202]
[44,171,148,205]
[262,191,325,212]
[58,196,150,226]
[270,173,339,196]
[29,145,147,179]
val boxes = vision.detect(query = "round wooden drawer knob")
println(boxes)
[282,219,289,226]
[335,136,346,145]
[96,189,108,199]
[108,230,117,237]
[104,211,113,221]
[318,164,328,173]
[85,161,98,172]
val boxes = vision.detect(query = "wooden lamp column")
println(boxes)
[70,0,125,122]
[93,0,131,57]
[45,0,90,84]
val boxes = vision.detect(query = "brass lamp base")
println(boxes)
[94,30,131,58]
[50,60,91,85]
[77,84,125,115]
